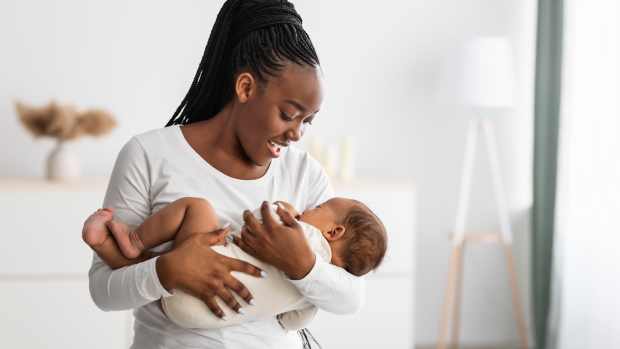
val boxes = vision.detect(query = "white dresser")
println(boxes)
[0,178,131,348]
[0,177,415,348]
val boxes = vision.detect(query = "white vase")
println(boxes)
[46,140,80,181]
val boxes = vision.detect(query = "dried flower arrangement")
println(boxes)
[15,100,117,180]
[15,100,117,140]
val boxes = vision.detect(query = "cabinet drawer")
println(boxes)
[0,279,130,348]
[0,189,105,274]
[308,276,414,348]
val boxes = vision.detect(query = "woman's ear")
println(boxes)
[235,72,256,103]
[326,225,346,241]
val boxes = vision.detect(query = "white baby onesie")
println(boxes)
[161,204,331,331]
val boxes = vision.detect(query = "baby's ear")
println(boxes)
[327,225,346,241]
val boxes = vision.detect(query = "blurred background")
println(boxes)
[0,0,617,348]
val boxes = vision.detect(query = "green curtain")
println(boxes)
[532,0,563,348]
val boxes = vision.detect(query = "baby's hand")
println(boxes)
[273,201,300,220]
[210,223,231,246]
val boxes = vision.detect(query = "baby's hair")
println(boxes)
[340,203,388,276]
[165,0,319,127]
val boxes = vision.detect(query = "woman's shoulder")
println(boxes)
[119,126,182,156]
[280,145,323,173]
[131,125,181,146]
[278,145,328,186]
[279,146,333,208]
[113,126,184,168]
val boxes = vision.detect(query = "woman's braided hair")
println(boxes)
[166,0,320,126]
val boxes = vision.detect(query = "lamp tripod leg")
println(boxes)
[437,243,464,349]
[482,119,529,348]
[450,243,465,349]
[504,244,529,349]
[438,118,479,349]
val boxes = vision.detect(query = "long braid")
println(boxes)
[166,0,319,126]
[166,0,242,126]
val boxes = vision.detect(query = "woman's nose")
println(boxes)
[286,123,303,142]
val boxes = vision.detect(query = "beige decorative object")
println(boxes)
[338,136,355,182]
[15,100,117,181]
[323,144,339,179]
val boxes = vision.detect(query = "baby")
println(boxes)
[83,196,387,330]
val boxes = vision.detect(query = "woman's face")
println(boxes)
[234,63,324,166]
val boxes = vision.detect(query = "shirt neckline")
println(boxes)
[173,124,277,185]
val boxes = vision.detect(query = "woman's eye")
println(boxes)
[280,112,294,121]
[303,119,314,125]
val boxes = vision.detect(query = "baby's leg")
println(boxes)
[106,197,221,258]
[82,208,143,269]
[82,208,114,248]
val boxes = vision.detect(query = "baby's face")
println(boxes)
[297,197,356,233]
[274,198,356,269]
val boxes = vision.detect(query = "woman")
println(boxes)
[88,1,364,348]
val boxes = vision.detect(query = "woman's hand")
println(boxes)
[156,227,264,318]
[233,201,316,280]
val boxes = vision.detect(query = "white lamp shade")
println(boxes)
[440,37,516,108]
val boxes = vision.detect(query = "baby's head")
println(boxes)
[295,197,387,276]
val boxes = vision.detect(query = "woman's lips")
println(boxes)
[267,140,281,157]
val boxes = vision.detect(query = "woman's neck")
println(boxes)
[180,109,269,180]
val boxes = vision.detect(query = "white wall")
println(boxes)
[0,0,536,346]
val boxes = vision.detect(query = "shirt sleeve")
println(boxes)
[88,136,172,312]
[289,157,366,314]
[289,258,366,314]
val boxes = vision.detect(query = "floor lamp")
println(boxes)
[436,37,528,349]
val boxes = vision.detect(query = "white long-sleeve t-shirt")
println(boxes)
[88,125,365,349]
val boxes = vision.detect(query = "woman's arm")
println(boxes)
[236,162,365,315]
[89,137,263,314]
[89,137,175,311]
[288,254,365,315]
[281,162,365,314]
[236,202,365,315]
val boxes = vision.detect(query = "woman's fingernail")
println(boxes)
[260,270,268,278]
[248,299,255,305]
[221,314,227,320]
[238,308,245,314]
